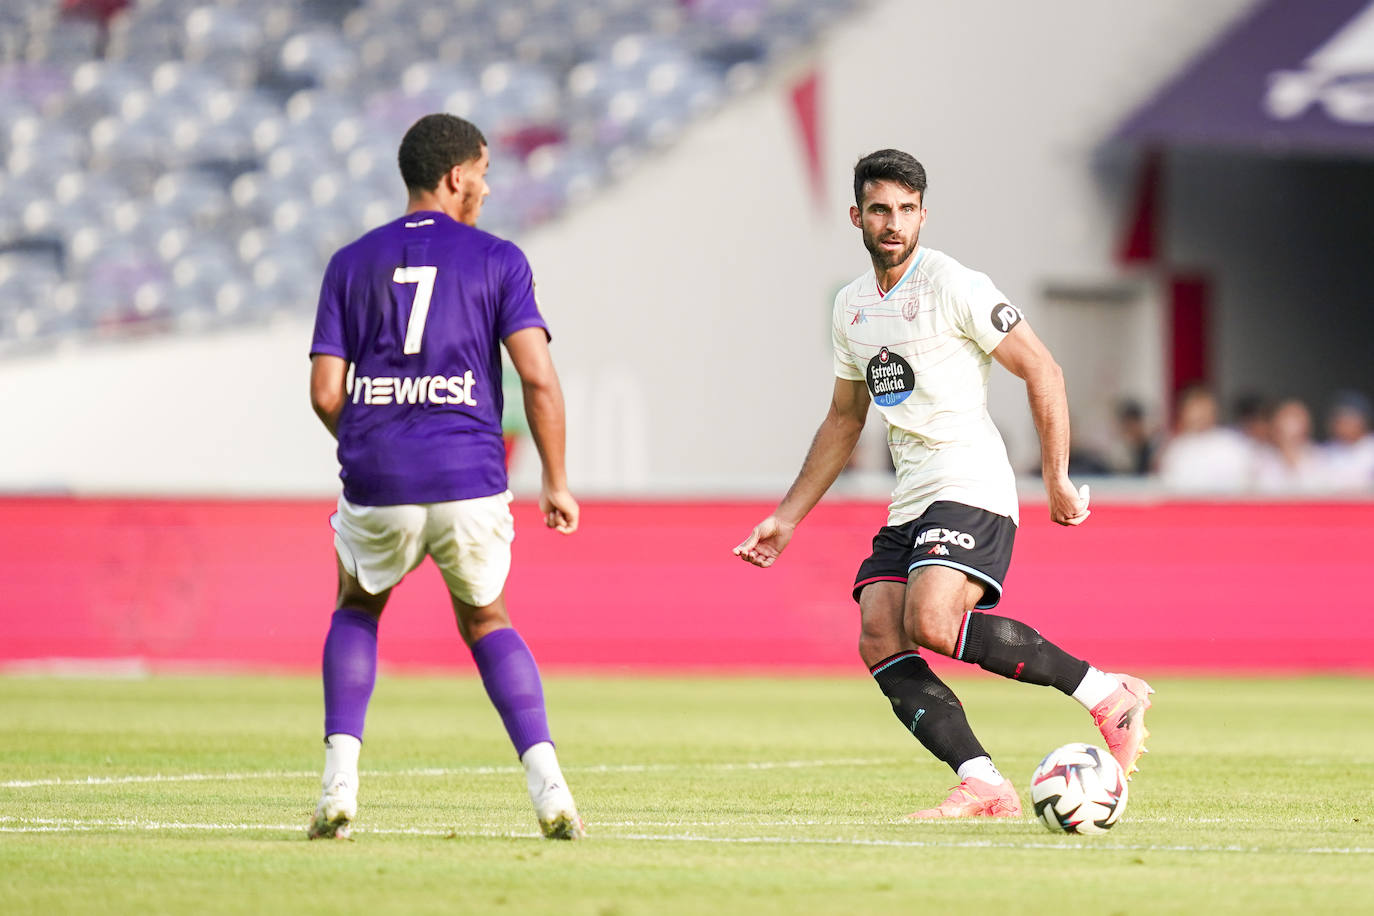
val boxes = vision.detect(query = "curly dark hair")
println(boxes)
[397,113,487,194]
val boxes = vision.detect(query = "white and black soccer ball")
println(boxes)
[1029,742,1128,834]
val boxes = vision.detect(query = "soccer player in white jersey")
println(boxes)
[734,149,1152,818]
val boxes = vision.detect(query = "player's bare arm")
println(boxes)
[505,325,578,534]
[990,319,1088,526]
[734,377,871,567]
[309,354,349,440]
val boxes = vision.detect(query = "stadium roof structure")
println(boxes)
[1110,0,1374,158]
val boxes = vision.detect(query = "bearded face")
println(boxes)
[851,180,926,282]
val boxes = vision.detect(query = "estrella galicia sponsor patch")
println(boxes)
[867,347,914,406]
[990,303,1023,333]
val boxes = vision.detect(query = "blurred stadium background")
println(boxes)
[1,0,1372,673]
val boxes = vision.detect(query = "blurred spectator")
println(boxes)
[1232,391,1273,450]
[1067,446,1112,477]
[1319,390,1374,490]
[1230,391,1275,480]
[1157,385,1255,492]
[1018,425,1111,477]
[1111,397,1157,475]
[1254,398,1326,492]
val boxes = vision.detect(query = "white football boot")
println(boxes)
[308,772,357,839]
[523,742,585,839]
[308,734,361,839]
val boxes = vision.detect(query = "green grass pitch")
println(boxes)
[2,673,1371,914]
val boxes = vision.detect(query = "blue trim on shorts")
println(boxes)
[907,558,1003,610]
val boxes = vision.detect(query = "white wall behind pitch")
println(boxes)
[0,318,332,494]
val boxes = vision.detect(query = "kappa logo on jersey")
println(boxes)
[867,347,914,406]
[350,371,478,407]
[926,544,950,556]
[991,303,1023,334]
[915,528,977,550]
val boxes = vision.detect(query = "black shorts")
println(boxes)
[851,500,1017,609]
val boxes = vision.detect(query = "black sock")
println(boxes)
[954,612,1089,694]
[871,651,987,773]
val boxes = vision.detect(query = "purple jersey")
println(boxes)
[310,211,547,506]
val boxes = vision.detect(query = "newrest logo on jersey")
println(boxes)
[350,371,478,406]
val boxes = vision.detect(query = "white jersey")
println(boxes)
[832,246,1022,526]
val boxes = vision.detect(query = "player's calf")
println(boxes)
[952,612,1089,693]
[870,650,989,771]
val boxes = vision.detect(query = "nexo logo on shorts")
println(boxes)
[867,347,914,406]
[915,528,977,550]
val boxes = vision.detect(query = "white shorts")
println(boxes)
[331,491,515,607]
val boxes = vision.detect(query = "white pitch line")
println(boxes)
[0,758,896,790]
[0,816,1370,855]
[0,770,316,789]
[478,817,1229,827]
[608,832,1374,856]
[0,816,305,832]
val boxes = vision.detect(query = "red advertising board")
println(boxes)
[2,497,1369,673]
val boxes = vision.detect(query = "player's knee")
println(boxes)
[857,614,907,667]
[336,587,387,618]
[857,631,895,668]
[452,596,512,645]
[906,610,958,657]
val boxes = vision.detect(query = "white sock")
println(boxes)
[520,741,566,799]
[323,733,361,788]
[956,755,1005,785]
[1071,666,1121,710]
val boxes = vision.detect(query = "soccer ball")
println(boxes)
[1029,742,1128,834]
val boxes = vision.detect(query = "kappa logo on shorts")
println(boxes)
[915,528,977,550]
[991,303,1023,334]
[926,544,950,556]
[867,347,914,406]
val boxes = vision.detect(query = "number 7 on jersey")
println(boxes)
[393,266,437,354]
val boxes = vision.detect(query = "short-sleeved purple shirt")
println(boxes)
[310,211,547,506]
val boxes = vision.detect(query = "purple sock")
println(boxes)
[322,608,379,741]
[471,628,553,758]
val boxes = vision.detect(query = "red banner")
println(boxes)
[3,498,1370,673]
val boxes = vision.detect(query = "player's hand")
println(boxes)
[732,516,796,568]
[1047,478,1090,527]
[540,485,579,534]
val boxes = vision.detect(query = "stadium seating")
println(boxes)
[0,0,862,352]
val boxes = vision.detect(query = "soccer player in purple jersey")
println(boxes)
[305,113,583,840]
